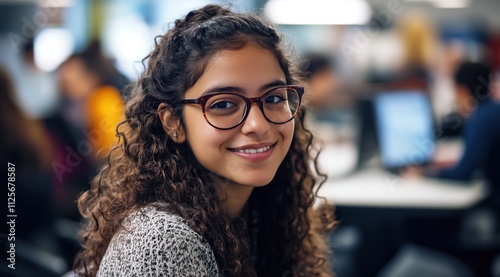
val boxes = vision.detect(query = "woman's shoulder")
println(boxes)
[124,204,194,235]
[120,204,208,252]
[97,204,220,276]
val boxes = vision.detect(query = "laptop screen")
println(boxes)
[374,91,435,168]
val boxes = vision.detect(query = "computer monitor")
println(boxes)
[373,90,435,169]
[356,97,378,168]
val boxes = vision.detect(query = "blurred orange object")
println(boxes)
[86,85,125,157]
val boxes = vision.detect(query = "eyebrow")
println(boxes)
[201,80,287,96]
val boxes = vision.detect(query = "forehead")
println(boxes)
[184,43,286,98]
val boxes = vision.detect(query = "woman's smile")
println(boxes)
[228,142,276,162]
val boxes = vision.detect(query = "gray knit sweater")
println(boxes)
[96,205,220,276]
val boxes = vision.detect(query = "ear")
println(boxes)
[158,103,186,143]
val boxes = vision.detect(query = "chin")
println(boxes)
[236,175,275,187]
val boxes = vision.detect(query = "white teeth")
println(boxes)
[234,146,271,154]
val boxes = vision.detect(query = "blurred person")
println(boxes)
[399,14,435,71]
[486,33,500,101]
[430,62,500,181]
[73,5,335,277]
[45,42,126,220]
[420,62,500,208]
[395,11,437,85]
[58,41,125,160]
[301,53,339,112]
[401,62,500,277]
[300,53,354,136]
[0,65,58,250]
[432,41,466,137]
[368,11,437,90]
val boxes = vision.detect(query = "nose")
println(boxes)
[240,103,270,136]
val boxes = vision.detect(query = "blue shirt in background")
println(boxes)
[437,101,500,186]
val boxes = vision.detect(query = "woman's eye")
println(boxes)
[265,95,286,104]
[209,100,237,110]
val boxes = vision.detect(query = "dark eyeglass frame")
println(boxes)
[179,85,305,130]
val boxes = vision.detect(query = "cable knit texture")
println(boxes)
[96,205,220,276]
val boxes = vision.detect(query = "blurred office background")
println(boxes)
[1,0,499,276]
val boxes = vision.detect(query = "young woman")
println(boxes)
[74,4,335,277]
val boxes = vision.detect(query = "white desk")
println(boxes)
[315,138,487,209]
[312,125,488,210]
[318,168,488,209]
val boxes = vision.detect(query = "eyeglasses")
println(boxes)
[180,85,304,130]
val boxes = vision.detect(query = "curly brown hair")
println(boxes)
[74,4,335,277]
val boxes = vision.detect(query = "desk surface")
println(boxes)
[314,130,487,209]
[318,168,487,209]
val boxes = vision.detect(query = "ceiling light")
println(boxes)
[264,0,372,25]
[35,28,74,72]
[430,0,470,8]
[38,0,75,8]
[404,0,470,8]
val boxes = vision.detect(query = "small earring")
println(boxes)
[173,132,178,138]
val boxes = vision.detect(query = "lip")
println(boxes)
[228,142,276,162]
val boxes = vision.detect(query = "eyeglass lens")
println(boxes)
[204,87,300,129]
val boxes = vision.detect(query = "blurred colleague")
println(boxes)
[44,42,126,220]
[301,52,354,142]
[301,53,353,124]
[396,12,437,82]
[301,53,339,112]
[0,65,57,244]
[401,62,500,276]
[58,41,125,160]
[428,62,500,207]
[367,12,437,91]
